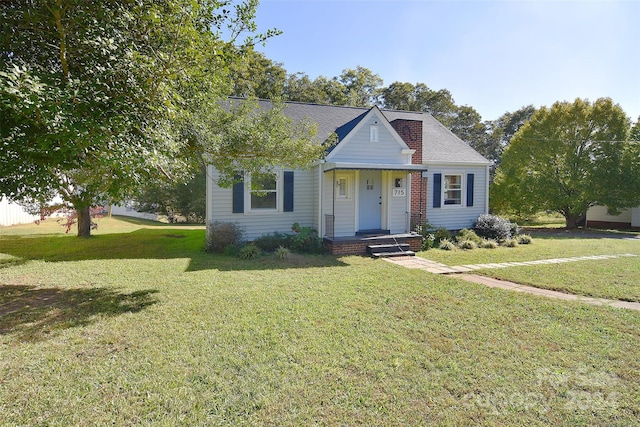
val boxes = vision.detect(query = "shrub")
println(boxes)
[275,246,290,259]
[433,227,451,245]
[290,226,324,253]
[503,238,519,248]
[439,238,456,251]
[239,243,260,259]
[457,239,477,250]
[254,232,291,252]
[223,244,240,257]
[456,228,482,245]
[473,214,515,241]
[415,222,436,250]
[206,222,244,253]
[479,239,499,249]
[517,234,533,245]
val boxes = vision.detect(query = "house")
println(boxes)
[586,205,640,230]
[206,100,491,255]
[0,196,40,226]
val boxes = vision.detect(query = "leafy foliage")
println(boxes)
[238,243,260,259]
[473,214,517,241]
[492,98,639,228]
[0,0,315,237]
[206,221,244,253]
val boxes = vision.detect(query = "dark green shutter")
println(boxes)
[283,171,294,212]
[433,173,441,208]
[466,173,474,207]
[232,174,244,213]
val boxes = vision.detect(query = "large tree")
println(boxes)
[0,0,320,236]
[483,105,536,167]
[492,98,640,228]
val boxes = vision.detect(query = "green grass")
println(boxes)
[1,219,640,425]
[418,231,640,302]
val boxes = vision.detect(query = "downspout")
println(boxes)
[317,163,322,237]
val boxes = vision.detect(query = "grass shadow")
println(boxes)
[0,284,159,342]
[0,229,349,272]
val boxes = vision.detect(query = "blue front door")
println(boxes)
[359,170,382,230]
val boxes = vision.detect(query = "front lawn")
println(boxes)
[418,232,640,302]
[1,220,639,425]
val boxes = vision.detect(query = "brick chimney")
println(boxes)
[391,119,426,229]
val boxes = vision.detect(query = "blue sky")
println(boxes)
[254,0,640,122]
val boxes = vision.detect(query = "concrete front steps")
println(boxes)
[367,243,415,258]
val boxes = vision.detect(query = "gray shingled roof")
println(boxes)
[230,98,490,165]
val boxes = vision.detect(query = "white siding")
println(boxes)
[0,197,39,226]
[424,165,488,230]
[208,168,316,240]
[110,204,158,221]
[323,171,356,237]
[586,205,639,227]
[329,116,409,165]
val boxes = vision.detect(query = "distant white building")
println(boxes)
[586,205,640,230]
[0,197,40,226]
[110,203,158,221]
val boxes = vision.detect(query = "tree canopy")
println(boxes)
[1,0,320,236]
[492,98,640,228]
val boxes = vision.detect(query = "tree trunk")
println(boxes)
[76,205,92,237]
[564,211,581,230]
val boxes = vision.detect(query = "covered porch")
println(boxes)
[320,162,427,256]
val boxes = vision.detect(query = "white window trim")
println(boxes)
[370,125,379,142]
[245,170,282,214]
[441,172,465,208]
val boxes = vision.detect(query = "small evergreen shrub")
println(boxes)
[480,239,499,249]
[275,246,290,259]
[458,239,477,250]
[254,232,291,252]
[439,238,456,251]
[517,234,533,245]
[206,221,244,253]
[239,243,260,259]
[503,238,519,248]
[473,214,516,241]
[456,228,482,245]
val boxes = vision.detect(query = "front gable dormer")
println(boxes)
[326,106,415,165]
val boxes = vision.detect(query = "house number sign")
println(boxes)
[393,189,406,197]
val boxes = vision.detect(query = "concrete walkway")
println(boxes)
[383,254,640,311]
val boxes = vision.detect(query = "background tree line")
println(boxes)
[2,2,637,230]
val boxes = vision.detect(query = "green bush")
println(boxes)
[239,243,260,259]
[290,226,324,253]
[517,234,533,245]
[458,239,477,250]
[223,244,240,256]
[206,222,244,253]
[415,222,436,250]
[253,232,291,252]
[503,238,519,248]
[473,214,516,241]
[433,227,451,245]
[439,238,456,251]
[456,228,482,245]
[479,239,499,249]
[275,246,290,260]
